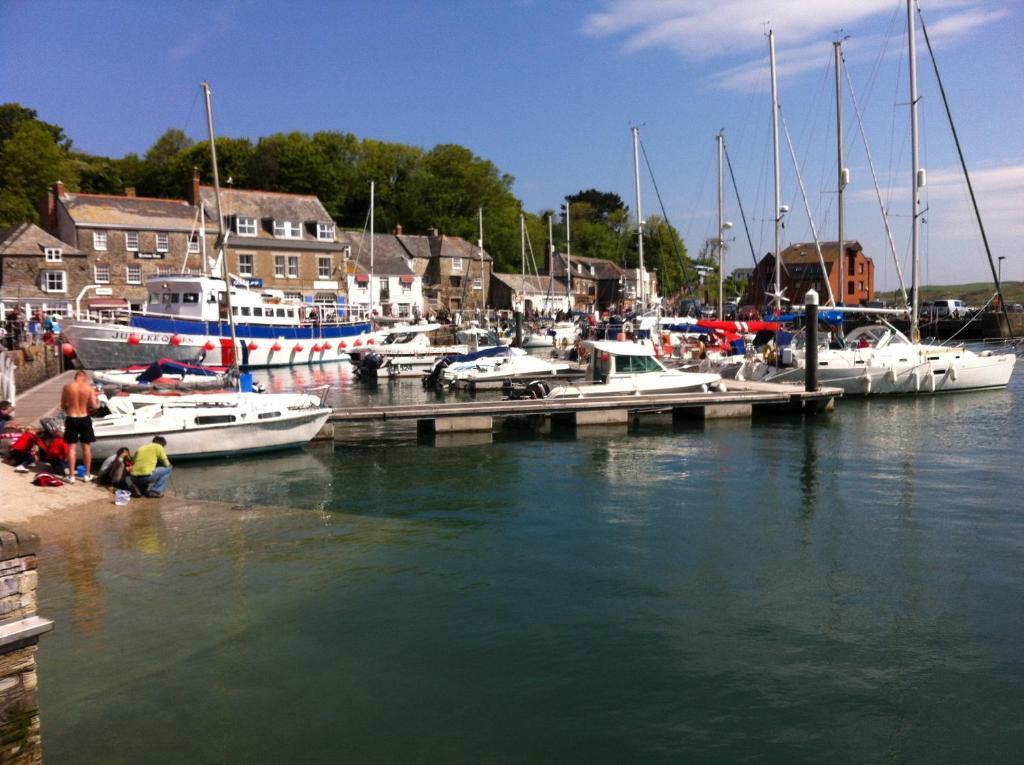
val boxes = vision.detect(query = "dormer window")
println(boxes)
[576,263,582,274]
[273,220,302,239]
[316,222,335,241]
[451,256,463,271]
[589,265,595,276]
[44,247,62,262]
[235,216,258,237]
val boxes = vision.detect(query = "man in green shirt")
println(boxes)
[130,436,172,498]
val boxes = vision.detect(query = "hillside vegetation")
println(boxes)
[880,281,1024,308]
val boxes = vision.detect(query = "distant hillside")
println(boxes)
[880,281,1024,308]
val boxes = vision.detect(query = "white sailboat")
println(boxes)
[751,8,1015,395]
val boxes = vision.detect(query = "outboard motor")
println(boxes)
[422,356,453,388]
[503,379,550,400]
[355,351,384,380]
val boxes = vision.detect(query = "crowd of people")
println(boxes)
[1,371,172,499]
[2,307,65,351]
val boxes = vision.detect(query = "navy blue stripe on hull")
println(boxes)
[130,316,371,339]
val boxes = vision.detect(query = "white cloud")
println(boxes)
[583,1,1011,91]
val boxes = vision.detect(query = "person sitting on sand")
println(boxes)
[0,400,13,435]
[129,436,172,498]
[97,447,133,490]
[41,429,70,477]
[7,428,43,472]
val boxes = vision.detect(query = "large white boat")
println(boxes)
[739,323,1016,395]
[90,390,330,461]
[547,340,722,398]
[63,273,369,369]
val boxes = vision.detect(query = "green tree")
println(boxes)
[0,120,78,227]
[0,103,70,149]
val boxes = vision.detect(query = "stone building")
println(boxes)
[489,272,570,314]
[0,222,89,316]
[193,181,353,318]
[396,229,491,314]
[748,241,875,308]
[547,252,647,313]
[39,181,213,312]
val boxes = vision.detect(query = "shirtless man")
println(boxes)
[60,370,98,481]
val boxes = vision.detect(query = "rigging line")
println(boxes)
[638,139,696,296]
[916,1,1011,330]
[723,143,769,300]
[844,57,908,304]
[779,108,835,305]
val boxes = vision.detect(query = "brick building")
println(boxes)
[748,241,874,308]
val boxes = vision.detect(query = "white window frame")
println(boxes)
[238,253,254,277]
[451,256,463,271]
[287,255,299,279]
[236,217,258,237]
[126,264,142,284]
[273,220,303,239]
[317,256,332,279]
[155,232,170,252]
[94,264,111,284]
[397,303,411,318]
[274,255,286,278]
[44,247,62,262]
[188,233,200,253]
[93,231,107,251]
[125,231,139,252]
[317,222,335,241]
[472,277,483,291]
[41,270,66,293]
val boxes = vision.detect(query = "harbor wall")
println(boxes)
[2,346,65,400]
[0,527,51,765]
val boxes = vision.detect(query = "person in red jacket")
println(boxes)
[8,428,42,472]
[41,430,70,477]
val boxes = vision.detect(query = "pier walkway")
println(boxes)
[330,380,841,435]
[8,370,74,427]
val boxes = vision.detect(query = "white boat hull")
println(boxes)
[89,392,330,461]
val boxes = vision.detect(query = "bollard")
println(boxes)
[805,289,818,392]
[513,311,523,348]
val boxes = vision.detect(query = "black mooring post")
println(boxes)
[513,310,523,348]
[805,289,819,392]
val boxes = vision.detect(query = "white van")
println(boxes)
[932,299,969,318]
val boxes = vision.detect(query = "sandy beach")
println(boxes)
[0,460,139,528]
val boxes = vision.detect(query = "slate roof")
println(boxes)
[60,192,204,230]
[781,241,865,265]
[491,272,569,295]
[422,234,491,263]
[200,186,332,222]
[0,223,86,257]
[336,231,416,276]
[550,252,622,280]
[395,234,434,261]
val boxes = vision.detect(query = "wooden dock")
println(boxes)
[329,380,841,436]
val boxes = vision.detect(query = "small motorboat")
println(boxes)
[93,358,234,391]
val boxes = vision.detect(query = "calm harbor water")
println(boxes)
[38,359,1024,763]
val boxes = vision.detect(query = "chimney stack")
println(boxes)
[38,181,66,234]
[190,167,201,205]
[428,227,439,237]
[124,186,136,198]
[393,224,403,236]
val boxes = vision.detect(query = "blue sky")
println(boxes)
[2,0,1021,289]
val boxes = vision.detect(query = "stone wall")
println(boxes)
[5,346,65,399]
[0,528,52,765]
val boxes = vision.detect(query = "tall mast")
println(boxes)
[717,131,725,319]
[834,38,847,304]
[520,213,526,298]
[547,212,555,312]
[478,207,485,309]
[201,82,239,380]
[564,199,572,312]
[369,180,375,316]
[908,0,921,341]
[769,30,783,314]
[631,126,646,313]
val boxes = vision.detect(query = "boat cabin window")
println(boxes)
[287,310,295,319]
[257,411,281,420]
[195,415,236,425]
[241,307,251,317]
[161,293,180,305]
[232,307,239,316]
[276,308,286,318]
[252,307,263,317]
[148,293,160,305]
[615,355,662,374]
[183,293,199,304]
